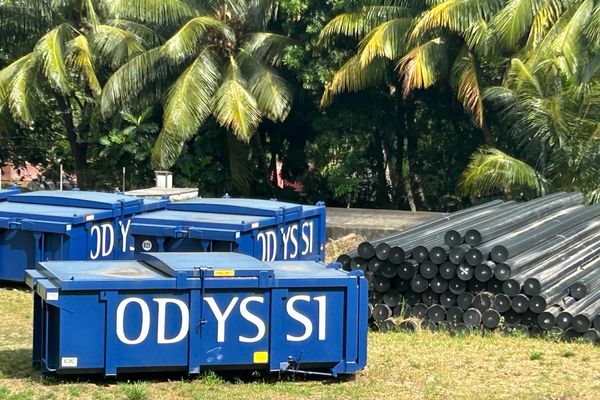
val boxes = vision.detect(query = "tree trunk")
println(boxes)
[406,129,429,210]
[253,131,270,188]
[372,128,390,208]
[481,122,496,146]
[391,99,406,208]
[382,137,394,198]
[55,94,89,189]
[404,175,416,212]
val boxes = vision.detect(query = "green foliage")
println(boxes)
[94,108,157,190]
[100,0,295,170]
[0,0,597,209]
[119,381,149,400]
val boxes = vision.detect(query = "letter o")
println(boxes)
[116,298,150,345]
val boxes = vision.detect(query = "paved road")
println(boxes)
[326,207,445,240]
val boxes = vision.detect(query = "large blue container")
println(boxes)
[26,252,368,377]
[0,187,20,201]
[130,198,326,262]
[0,191,168,282]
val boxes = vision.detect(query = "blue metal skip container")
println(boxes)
[0,191,167,282]
[26,252,368,377]
[0,187,20,201]
[130,198,326,262]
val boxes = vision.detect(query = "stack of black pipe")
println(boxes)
[337,192,600,343]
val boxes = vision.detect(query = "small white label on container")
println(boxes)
[66,225,72,231]
[46,292,59,301]
[251,222,259,229]
[235,232,240,238]
[85,215,95,221]
[61,357,78,368]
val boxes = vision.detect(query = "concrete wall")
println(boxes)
[326,207,445,240]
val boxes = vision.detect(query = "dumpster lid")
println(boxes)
[0,202,116,223]
[168,198,303,217]
[8,191,143,211]
[36,253,274,289]
[141,252,273,277]
[0,187,20,200]
[131,209,275,231]
[140,198,170,212]
[36,260,172,290]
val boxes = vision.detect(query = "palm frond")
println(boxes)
[410,0,501,41]
[91,24,147,70]
[319,5,417,44]
[397,37,448,95]
[459,147,548,196]
[151,47,221,168]
[505,58,544,97]
[212,57,261,143]
[583,3,600,50]
[321,55,390,107]
[240,33,293,66]
[246,0,277,30]
[0,53,33,110]
[248,65,292,122]
[33,23,72,95]
[450,47,484,127]
[161,16,234,64]
[103,0,194,27]
[82,0,99,26]
[7,54,38,125]
[105,19,163,46]
[66,35,101,97]
[357,18,413,67]
[100,48,173,118]
[490,0,542,51]
[524,0,565,49]
[463,18,496,57]
[0,2,53,45]
[551,0,593,76]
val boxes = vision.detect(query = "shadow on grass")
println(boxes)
[0,347,352,387]
[0,282,31,292]
[0,348,36,380]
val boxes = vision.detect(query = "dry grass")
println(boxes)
[325,233,365,263]
[2,239,599,399]
[2,286,600,400]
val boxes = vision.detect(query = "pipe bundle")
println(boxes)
[337,193,600,343]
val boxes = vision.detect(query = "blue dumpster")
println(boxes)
[26,252,368,377]
[0,187,20,201]
[130,198,326,262]
[0,191,168,282]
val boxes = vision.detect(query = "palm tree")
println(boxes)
[100,0,294,170]
[0,0,159,188]
[318,0,503,210]
[319,0,503,143]
[320,0,599,204]
[460,0,600,202]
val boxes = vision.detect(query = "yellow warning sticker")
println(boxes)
[214,270,235,277]
[253,351,269,364]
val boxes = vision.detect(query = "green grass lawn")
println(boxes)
[1,286,600,400]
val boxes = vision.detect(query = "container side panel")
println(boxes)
[105,291,190,370]
[276,289,344,364]
[251,216,323,262]
[200,290,271,366]
[56,294,106,370]
[0,230,37,281]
